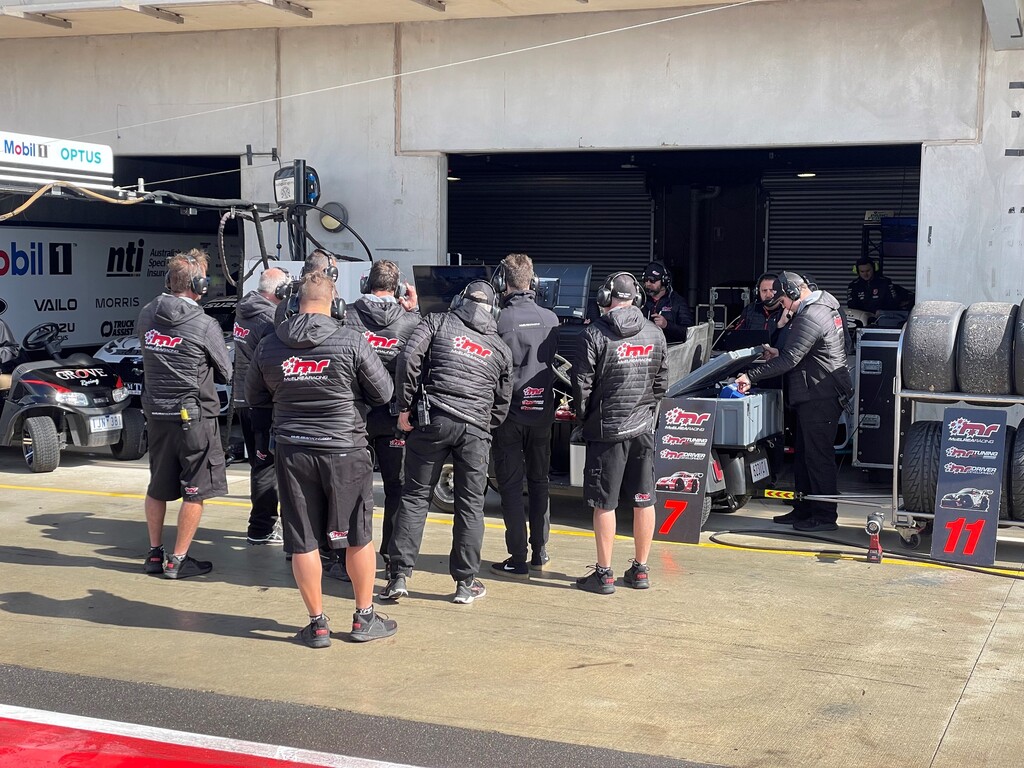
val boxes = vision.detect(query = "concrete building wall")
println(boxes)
[0,0,1019,303]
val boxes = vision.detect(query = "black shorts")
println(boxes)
[584,432,655,510]
[146,418,228,503]
[275,445,374,555]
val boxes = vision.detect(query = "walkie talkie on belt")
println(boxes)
[179,397,200,432]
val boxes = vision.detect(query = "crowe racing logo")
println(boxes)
[664,408,711,431]
[232,323,250,341]
[452,335,492,360]
[365,331,399,350]
[616,341,654,361]
[282,356,331,380]
[948,417,1001,443]
[144,329,183,350]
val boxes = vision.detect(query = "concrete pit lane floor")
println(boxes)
[1,447,1024,768]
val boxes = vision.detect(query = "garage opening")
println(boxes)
[446,144,921,320]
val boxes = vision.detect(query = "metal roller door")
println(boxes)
[762,167,920,301]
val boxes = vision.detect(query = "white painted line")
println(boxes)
[0,704,421,768]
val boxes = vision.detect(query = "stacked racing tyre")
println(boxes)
[956,302,1018,396]
[901,301,966,393]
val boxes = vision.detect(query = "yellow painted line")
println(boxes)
[3,482,1023,576]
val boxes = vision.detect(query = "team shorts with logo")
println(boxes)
[146,418,228,502]
[275,445,374,555]
[584,431,655,509]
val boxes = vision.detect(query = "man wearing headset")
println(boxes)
[846,256,912,315]
[641,261,693,344]
[343,260,421,570]
[735,272,853,533]
[137,249,232,580]
[231,267,291,546]
[246,272,397,647]
[382,280,512,605]
[735,273,785,341]
[573,272,668,594]
[489,253,560,579]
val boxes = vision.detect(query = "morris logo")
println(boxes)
[282,357,331,376]
[949,418,1000,438]
[232,322,250,340]
[523,386,544,397]
[144,329,183,348]
[664,408,711,427]
[365,331,399,349]
[616,342,654,359]
[453,336,492,358]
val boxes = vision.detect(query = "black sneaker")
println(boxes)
[350,609,398,642]
[576,565,615,595]
[162,554,213,580]
[144,546,164,575]
[490,557,529,580]
[529,547,550,572]
[295,615,331,649]
[380,574,408,600]
[453,578,486,604]
[772,510,804,525]
[623,559,651,589]
[793,518,839,532]
[324,559,350,582]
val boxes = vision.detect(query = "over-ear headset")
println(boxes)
[322,253,339,283]
[359,263,409,300]
[755,271,780,309]
[274,278,298,302]
[165,253,209,296]
[491,260,539,295]
[642,261,672,289]
[775,271,805,302]
[450,280,500,320]
[286,292,346,322]
[596,271,644,309]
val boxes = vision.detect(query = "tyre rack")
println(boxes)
[890,331,1024,549]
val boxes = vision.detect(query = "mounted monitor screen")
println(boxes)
[533,264,592,320]
[412,265,491,316]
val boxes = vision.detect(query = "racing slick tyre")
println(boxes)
[900,420,942,513]
[111,408,147,461]
[956,302,1018,395]
[23,416,61,473]
[901,301,965,393]
[1015,298,1024,395]
[700,495,712,529]
[431,462,456,514]
[1010,420,1024,521]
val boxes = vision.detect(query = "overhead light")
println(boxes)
[797,172,817,178]
[447,172,461,182]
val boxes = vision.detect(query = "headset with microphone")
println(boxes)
[166,253,210,297]
[359,261,409,300]
[491,259,539,295]
[774,271,806,302]
[754,271,781,309]
[642,261,672,290]
[285,290,346,322]
[450,279,500,319]
[596,271,644,309]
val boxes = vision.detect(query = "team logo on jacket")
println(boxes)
[452,335,492,359]
[523,386,544,398]
[364,331,399,349]
[281,356,331,380]
[615,341,654,361]
[833,316,844,330]
[663,408,711,431]
[634,492,652,504]
[521,385,545,411]
[144,329,183,350]
[233,322,250,340]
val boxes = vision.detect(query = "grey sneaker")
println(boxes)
[163,554,213,580]
[529,547,550,571]
[350,609,398,642]
[247,521,284,546]
[453,578,486,604]
[380,574,408,600]
[295,615,331,649]
[575,565,615,595]
[324,559,350,582]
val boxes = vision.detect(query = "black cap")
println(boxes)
[464,280,497,306]
[643,262,667,282]
[609,273,638,301]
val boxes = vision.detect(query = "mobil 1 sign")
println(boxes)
[930,407,1006,566]
[652,397,717,544]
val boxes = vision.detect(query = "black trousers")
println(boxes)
[367,413,405,557]
[792,397,842,523]
[492,419,551,562]
[388,413,491,583]
[239,407,279,537]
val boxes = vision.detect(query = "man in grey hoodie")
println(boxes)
[137,249,232,579]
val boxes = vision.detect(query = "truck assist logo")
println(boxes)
[0,241,73,276]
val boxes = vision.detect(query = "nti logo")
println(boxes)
[107,239,145,278]
[0,241,73,277]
